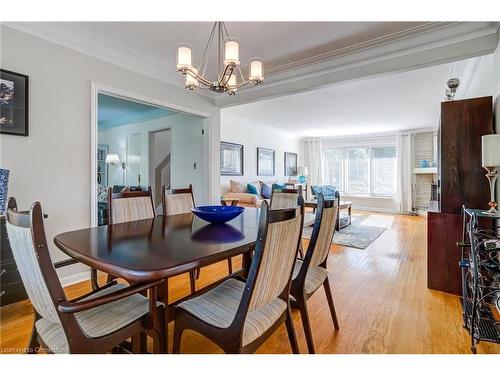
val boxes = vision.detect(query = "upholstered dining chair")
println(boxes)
[172,198,305,354]
[5,198,166,354]
[290,193,339,354]
[270,186,302,210]
[90,187,157,289]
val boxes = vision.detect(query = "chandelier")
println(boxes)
[176,22,264,95]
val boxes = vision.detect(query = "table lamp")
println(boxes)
[297,166,308,184]
[481,134,500,214]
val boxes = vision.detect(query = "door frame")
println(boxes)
[90,82,211,227]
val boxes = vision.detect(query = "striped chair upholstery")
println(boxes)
[248,209,302,310]
[35,284,156,353]
[111,196,155,224]
[270,192,299,210]
[177,205,302,347]
[6,222,61,324]
[292,204,337,293]
[164,193,194,216]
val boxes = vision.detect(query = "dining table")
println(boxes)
[54,207,315,352]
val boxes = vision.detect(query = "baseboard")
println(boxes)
[60,270,91,287]
[352,206,397,214]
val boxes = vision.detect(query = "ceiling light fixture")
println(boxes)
[176,22,264,95]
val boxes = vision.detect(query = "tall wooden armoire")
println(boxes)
[427,96,494,295]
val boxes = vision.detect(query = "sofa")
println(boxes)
[222,180,296,208]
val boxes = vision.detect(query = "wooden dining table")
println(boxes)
[54,207,315,352]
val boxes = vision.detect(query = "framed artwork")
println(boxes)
[284,152,298,176]
[257,147,275,176]
[220,141,244,176]
[0,69,29,136]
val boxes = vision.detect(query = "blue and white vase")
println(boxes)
[0,169,9,216]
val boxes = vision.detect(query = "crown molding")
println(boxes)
[3,22,498,108]
[215,22,500,107]
[1,21,216,104]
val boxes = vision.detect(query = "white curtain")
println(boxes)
[396,133,413,213]
[303,139,324,186]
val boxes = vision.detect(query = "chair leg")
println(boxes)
[323,278,340,330]
[90,268,99,290]
[297,295,315,354]
[27,320,40,354]
[285,306,300,354]
[172,324,184,354]
[152,305,168,354]
[227,258,233,274]
[132,332,147,353]
[189,270,196,294]
[298,242,304,259]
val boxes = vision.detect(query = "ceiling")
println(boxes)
[98,94,175,131]
[74,21,429,80]
[222,61,455,138]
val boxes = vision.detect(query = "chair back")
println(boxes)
[5,198,65,324]
[162,184,195,216]
[270,186,302,210]
[243,198,304,312]
[108,187,155,224]
[303,193,338,269]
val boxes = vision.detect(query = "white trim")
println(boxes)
[90,82,212,226]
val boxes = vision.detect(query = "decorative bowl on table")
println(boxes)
[191,205,244,224]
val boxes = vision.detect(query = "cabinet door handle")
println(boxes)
[0,269,5,277]
[0,290,5,298]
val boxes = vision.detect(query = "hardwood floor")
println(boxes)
[1,211,498,354]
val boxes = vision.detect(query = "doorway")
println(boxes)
[91,84,209,226]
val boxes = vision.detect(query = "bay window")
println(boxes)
[323,144,397,197]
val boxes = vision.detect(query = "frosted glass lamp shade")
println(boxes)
[481,134,500,167]
[227,75,237,93]
[249,59,264,82]
[105,154,120,165]
[185,67,200,88]
[223,38,240,66]
[176,44,192,70]
[297,166,308,176]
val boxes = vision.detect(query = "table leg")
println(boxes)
[156,279,169,354]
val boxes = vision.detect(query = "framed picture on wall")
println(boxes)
[257,147,275,176]
[220,141,244,176]
[284,152,298,176]
[0,69,29,137]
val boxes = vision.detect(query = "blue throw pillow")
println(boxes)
[272,183,286,192]
[247,183,258,195]
[311,185,322,196]
[322,185,337,197]
[261,183,272,199]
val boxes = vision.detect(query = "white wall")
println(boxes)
[220,116,301,194]
[98,113,206,204]
[0,26,220,285]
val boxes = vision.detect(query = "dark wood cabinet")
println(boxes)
[439,96,494,213]
[428,96,494,295]
[1,216,28,305]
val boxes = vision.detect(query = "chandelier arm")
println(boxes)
[199,22,217,78]
[185,68,212,87]
[218,64,234,86]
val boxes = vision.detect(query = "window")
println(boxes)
[323,144,397,197]
[346,148,369,194]
[372,147,397,196]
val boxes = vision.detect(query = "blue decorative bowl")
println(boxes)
[191,223,245,243]
[191,205,244,224]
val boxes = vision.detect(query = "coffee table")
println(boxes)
[220,198,239,206]
[304,199,352,230]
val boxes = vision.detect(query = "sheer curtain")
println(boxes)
[396,133,413,213]
[303,139,324,186]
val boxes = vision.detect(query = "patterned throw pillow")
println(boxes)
[311,185,337,198]
[272,183,286,192]
[261,183,272,199]
[97,184,108,203]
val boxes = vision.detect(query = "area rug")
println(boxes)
[302,214,394,250]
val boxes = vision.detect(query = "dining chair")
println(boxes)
[91,187,157,289]
[290,193,339,354]
[172,197,305,354]
[5,198,166,354]
[270,187,305,258]
[270,186,303,210]
[162,184,233,293]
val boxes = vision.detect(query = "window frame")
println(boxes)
[322,144,397,198]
